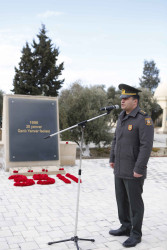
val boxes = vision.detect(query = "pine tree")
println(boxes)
[139,60,160,92]
[13,43,38,95]
[12,24,64,96]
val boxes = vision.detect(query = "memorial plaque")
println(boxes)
[9,98,59,161]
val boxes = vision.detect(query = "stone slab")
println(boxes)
[9,166,66,176]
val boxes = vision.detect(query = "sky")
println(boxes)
[0,0,167,94]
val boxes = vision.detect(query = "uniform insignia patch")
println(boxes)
[145,118,152,126]
[128,125,133,131]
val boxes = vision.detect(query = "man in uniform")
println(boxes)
[109,84,154,248]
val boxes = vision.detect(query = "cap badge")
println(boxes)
[122,89,137,96]
[128,125,133,131]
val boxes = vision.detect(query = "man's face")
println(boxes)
[121,97,137,114]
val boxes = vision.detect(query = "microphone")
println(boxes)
[100,104,119,111]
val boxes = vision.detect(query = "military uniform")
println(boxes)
[110,105,154,179]
[109,84,154,244]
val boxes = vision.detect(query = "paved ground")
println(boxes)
[0,157,167,250]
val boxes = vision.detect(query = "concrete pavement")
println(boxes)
[0,157,167,250]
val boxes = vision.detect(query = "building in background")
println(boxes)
[154,81,167,133]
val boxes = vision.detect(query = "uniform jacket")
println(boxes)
[110,106,154,179]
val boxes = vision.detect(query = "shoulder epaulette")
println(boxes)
[139,109,147,116]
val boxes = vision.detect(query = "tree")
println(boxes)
[139,88,162,122]
[139,60,160,92]
[12,43,36,94]
[12,24,64,96]
[107,86,121,123]
[59,82,113,155]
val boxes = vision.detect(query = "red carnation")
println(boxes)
[13,170,18,173]
[9,175,27,182]
[33,174,48,180]
[9,175,18,180]
[14,175,27,182]
[37,177,55,185]
[66,173,82,183]
[14,179,35,186]
[56,174,71,184]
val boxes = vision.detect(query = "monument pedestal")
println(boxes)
[60,141,77,166]
[9,166,66,176]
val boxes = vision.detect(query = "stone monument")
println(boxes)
[1,94,61,172]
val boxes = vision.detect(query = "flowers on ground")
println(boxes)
[8,170,81,186]
[66,173,82,183]
[9,175,35,186]
[57,174,71,184]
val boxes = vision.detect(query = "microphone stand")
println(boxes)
[45,110,111,250]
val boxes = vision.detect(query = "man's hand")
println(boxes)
[110,162,115,169]
[134,172,143,178]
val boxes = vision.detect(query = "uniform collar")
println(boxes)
[119,106,140,120]
[128,105,140,117]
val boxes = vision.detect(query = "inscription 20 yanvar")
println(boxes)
[17,121,50,134]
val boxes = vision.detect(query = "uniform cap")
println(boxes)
[119,84,142,99]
